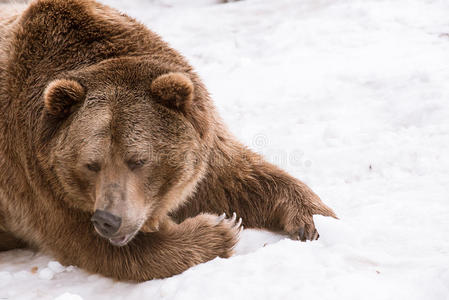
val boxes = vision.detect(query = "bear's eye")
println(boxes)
[86,162,101,173]
[127,159,146,171]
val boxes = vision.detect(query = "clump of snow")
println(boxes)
[54,293,84,300]
[1,0,448,299]
[38,268,55,280]
[48,261,66,274]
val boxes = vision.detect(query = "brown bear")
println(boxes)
[0,0,336,281]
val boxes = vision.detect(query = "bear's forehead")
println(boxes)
[74,95,183,146]
[77,102,149,134]
[71,111,152,153]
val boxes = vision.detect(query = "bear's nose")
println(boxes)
[91,209,122,237]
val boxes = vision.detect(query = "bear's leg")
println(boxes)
[173,145,337,241]
[0,231,27,251]
[35,210,241,281]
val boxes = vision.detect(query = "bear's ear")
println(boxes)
[44,79,85,117]
[150,72,194,112]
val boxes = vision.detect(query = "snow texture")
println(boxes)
[1,0,449,299]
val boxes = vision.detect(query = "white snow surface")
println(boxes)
[1,0,449,299]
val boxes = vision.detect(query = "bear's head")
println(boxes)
[42,58,211,246]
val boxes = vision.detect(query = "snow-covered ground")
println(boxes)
[1,0,449,299]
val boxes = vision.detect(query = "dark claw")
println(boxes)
[298,227,306,241]
[306,227,314,240]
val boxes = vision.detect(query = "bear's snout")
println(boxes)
[91,209,122,237]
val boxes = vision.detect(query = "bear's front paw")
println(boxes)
[292,220,319,242]
[278,182,337,242]
[282,211,320,242]
[204,212,243,258]
[182,212,242,259]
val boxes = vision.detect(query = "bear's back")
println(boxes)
[0,3,25,78]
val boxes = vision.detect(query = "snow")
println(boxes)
[53,294,83,300]
[1,0,449,299]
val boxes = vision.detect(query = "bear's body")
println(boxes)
[0,0,336,281]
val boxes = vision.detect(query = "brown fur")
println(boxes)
[0,0,336,281]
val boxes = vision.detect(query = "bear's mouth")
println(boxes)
[94,226,140,247]
[109,234,133,247]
